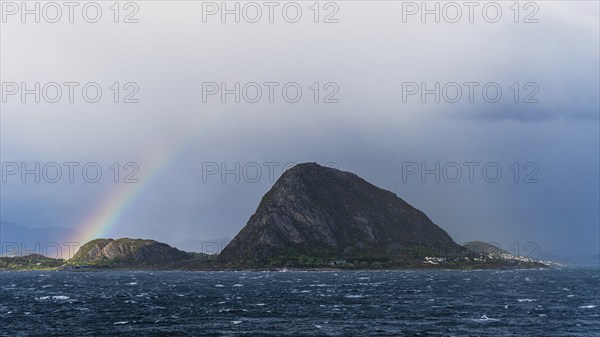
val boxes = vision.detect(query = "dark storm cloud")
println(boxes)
[1,2,598,258]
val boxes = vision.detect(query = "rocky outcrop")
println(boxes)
[220,162,462,263]
[68,238,191,267]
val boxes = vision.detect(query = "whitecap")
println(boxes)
[114,321,129,325]
[232,320,242,324]
[233,284,243,287]
[473,314,500,322]
[579,305,596,309]
[126,282,138,286]
[215,284,225,287]
[36,295,70,300]
[52,296,70,300]
[517,299,536,302]
[344,294,364,298]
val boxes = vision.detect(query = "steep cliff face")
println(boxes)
[69,238,191,267]
[220,163,461,263]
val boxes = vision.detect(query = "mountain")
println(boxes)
[220,162,462,265]
[67,238,194,268]
[0,221,79,257]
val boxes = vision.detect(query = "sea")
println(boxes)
[0,268,598,336]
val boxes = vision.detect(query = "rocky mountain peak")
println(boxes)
[220,162,461,263]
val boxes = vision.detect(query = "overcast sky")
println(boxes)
[1,1,598,257]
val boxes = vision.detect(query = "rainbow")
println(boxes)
[69,143,177,253]
[64,109,219,258]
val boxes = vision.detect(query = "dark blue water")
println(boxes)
[1,268,598,336]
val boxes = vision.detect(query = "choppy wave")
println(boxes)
[1,268,598,336]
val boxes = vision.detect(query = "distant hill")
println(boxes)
[0,221,79,257]
[0,254,64,270]
[220,162,463,266]
[463,241,510,257]
[536,251,600,267]
[67,238,194,269]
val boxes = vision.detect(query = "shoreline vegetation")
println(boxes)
[0,239,552,271]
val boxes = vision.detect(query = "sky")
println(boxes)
[1,1,598,258]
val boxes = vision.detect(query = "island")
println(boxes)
[1,163,549,271]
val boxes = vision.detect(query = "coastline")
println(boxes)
[1,261,551,272]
